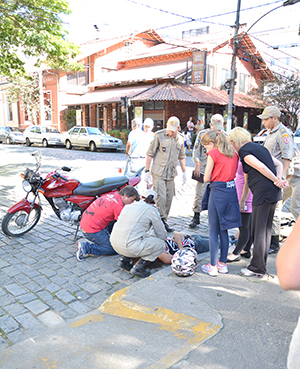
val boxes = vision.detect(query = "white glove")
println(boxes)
[145,172,152,184]
[182,172,187,185]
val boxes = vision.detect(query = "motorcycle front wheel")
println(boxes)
[2,208,42,237]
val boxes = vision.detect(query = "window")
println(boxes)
[206,65,215,87]
[221,69,230,90]
[71,127,80,135]
[124,41,134,55]
[44,91,52,121]
[239,73,249,93]
[143,101,165,110]
[67,69,89,86]
[6,97,13,121]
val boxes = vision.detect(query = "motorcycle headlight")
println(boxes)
[22,180,32,192]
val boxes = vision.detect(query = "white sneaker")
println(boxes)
[217,261,228,274]
[76,241,85,262]
[201,263,218,277]
[241,268,263,277]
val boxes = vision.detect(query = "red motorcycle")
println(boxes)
[1,151,141,239]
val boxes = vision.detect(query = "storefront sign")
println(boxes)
[192,51,207,84]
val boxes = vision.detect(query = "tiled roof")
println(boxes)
[132,82,265,108]
[63,82,265,109]
[132,83,199,102]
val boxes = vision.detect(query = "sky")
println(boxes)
[62,0,300,44]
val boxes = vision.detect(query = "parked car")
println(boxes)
[63,126,123,151]
[294,128,300,144]
[23,125,63,147]
[0,126,25,145]
[253,128,268,144]
[254,127,300,145]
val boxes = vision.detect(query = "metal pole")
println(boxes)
[227,0,241,132]
[125,97,130,136]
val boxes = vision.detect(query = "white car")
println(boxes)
[294,128,300,144]
[63,126,123,151]
[254,127,300,145]
[0,127,25,144]
[253,128,268,144]
[24,125,63,147]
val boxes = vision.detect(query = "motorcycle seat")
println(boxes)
[73,176,129,197]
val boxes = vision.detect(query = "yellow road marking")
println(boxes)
[98,287,220,344]
[70,313,104,328]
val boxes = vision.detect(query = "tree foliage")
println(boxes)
[260,72,300,131]
[6,73,51,124]
[0,0,82,77]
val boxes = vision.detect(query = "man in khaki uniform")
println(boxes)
[283,144,300,220]
[145,116,186,232]
[258,106,294,253]
[189,114,225,228]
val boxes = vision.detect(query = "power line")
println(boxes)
[124,0,284,32]
[250,34,300,62]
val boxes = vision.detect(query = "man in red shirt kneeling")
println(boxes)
[76,186,140,261]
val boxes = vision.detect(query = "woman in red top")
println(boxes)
[201,130,241,276]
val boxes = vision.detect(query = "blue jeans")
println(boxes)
[81,222,117,256]
[191,235,210,254]
[208,195,229,265]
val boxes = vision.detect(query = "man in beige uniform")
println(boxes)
[189,114,225,228]
[259,106,294,254]
[145,116,186,232]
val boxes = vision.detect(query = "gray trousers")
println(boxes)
[283,176,300,220]
[152,175,175,220]
[192,181,207,213]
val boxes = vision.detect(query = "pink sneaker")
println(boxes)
[201,263,218,277]
[217,261,229,274]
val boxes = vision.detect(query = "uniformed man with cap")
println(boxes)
[258,106,294,254]
[144,116,186,232]
[189,113,225,228]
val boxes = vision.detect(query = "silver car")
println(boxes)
[0,127,25,145]
[23,125,63,147]
[63,126,123,151]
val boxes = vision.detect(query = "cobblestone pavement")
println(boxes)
[0,144,203,348]
[0,144,293,348]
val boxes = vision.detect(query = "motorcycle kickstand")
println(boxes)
[74,223,81,242]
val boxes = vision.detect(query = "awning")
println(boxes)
[88,61,187,87]
[63,85,155,106]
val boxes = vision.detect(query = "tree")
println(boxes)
[0,0,82,77]
[7,73,51,124]
[260,72,300,131]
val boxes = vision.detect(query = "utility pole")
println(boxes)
[227,0,300,132]
[227,0,241,132]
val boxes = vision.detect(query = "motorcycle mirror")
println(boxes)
[31,151,41,159]
[61,166,71,172]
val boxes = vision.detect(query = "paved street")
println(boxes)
[0,144,298,369]
[0,144,199,347]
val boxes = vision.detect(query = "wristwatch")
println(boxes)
[145,169,150,173]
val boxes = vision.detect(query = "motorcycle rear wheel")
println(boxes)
[2,208,42,237]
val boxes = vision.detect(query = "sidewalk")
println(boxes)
[0,244,298,369]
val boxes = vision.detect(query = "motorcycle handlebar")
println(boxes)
[57,173,69,182]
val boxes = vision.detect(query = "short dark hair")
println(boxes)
[143,195,155,204]
[119,186,140,201]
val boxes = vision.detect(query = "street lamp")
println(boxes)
[226,0,300,132]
